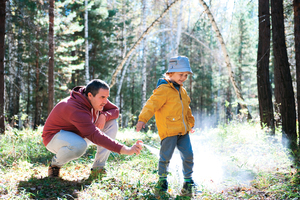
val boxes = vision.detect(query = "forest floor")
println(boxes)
[0,122,300,199]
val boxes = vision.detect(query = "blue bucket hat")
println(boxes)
[167,56,193,74]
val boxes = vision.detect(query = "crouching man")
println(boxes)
[42,79,142,178]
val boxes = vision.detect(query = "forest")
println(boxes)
[1,0,300,150]
[1,0,300,199]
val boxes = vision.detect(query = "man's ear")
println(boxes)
[87,92,92,99]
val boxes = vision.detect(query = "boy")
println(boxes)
[136,56,195,196]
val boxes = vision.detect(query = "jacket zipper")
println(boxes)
[178,88,187,134]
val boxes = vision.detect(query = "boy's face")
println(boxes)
[169,72,189,85]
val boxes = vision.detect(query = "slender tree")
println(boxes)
[174,0,183,56]
[109,0,180,87]
[85,0,89,84]
[272,0,297,149]
[294,0,300,146]
[0,0,6,134]
[198,0,252,119]
[141,0,148,108]
[34,27,40,129]
[257,0,274,133]
[48,0,54,115]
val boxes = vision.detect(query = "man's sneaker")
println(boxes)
[180,180,195,196]
[155,179,168,192]
[48,165,60,178]
[88,167,107,180]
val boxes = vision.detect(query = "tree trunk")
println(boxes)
[0,0,6,134]
[15,27,21,119]
[85,0,89,84]
[109,0,180,87]
[141,0,148,108]
[257,0,274,133]
[48,0,54,115]
[198,0,252,119]
[34,28,40,129]
[116,54,133,109]
[169,0,174,56]
[226,77,232,122]
[116,17,128,110]
[272,0,297,149]
[174,0,183,56]
[294,0,300,146]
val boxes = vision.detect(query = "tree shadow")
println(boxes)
[17,176,92,199]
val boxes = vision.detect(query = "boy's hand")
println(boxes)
[136,121,146,132]
[190,129,195,134]
[120,140,143,155]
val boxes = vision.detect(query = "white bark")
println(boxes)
[141,0,148,108]
[169,0,174,56]
[115,54,134,108]
[116,18,129,109]
[174,0,183,56]
[109,0,180,87]
[198,0,251,118]
[85,0,89,84]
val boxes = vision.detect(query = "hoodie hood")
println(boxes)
[70,86,93,110]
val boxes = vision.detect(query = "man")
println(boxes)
[42,79,142,178]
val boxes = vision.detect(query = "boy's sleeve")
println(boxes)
[138,87,167,123]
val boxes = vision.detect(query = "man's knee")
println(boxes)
[69,140,88,158]
[102,119,118,138]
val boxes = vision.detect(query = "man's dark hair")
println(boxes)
[85,79,110,97]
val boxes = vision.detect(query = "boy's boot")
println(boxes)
[48,165,61,178]
[155,177,168,193]
[180,179,195,196]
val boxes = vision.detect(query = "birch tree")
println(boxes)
[116,11,128,109]
[109,0,180,87]
[174,0,183,56]
[198,0,252,119]
[169,0,175,56]
[141,0,148,108]
[85,0,89,84]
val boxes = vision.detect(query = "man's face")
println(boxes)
[87,88,110,111]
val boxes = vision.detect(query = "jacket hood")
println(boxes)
[156,78,180,91]
[156,78,168,88]
[70,86,93,109]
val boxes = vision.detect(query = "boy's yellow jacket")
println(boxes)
[138,78,195,141]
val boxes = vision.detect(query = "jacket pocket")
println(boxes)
[166,115,182,134]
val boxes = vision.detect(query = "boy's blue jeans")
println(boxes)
[159,134,194,179]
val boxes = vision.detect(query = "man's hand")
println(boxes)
[136,121,146,132]
[120,140,143,155]
[95,114,106,129]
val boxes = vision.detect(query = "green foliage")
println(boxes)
[1,123,299,199]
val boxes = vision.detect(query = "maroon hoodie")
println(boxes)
[42,86,124,153]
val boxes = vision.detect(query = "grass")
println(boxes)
[0,122,299,199]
